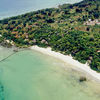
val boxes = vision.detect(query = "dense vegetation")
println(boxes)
[0,0,100,71]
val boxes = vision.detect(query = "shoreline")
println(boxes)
[0,3,60,20]
[30,46,100,82]
[0,0,82,20]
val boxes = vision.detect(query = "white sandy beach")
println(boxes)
[30,46,100,82]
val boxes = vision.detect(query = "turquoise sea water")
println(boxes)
[0,0,100,99]
[0,0,82,19]
[0,47,100,100]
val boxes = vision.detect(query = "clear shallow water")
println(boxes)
[0,0,100,99]
[0,0,82,19]
[0,47,100,100]
[0,46,15,61]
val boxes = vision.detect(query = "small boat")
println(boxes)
[13,49,18,52]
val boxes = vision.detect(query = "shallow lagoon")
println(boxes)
[0,0,100,99]
[0,47,100,100]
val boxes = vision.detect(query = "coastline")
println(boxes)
[30,45,100,82]
[0,0,82,20]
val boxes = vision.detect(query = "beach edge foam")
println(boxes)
[30,45,100,82]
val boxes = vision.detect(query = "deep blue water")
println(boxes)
[0,0,82,19]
